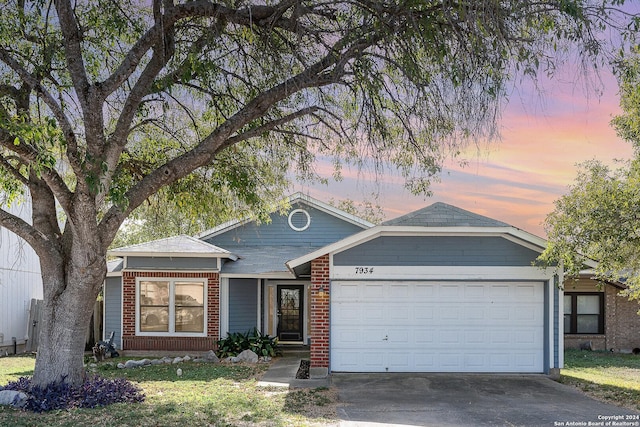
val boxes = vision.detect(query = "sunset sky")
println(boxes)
[295,65,635,237]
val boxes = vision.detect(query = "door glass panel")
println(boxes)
[278,286,303,341]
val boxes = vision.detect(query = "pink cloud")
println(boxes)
[294,62,635,238]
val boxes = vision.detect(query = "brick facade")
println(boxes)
[310,254,330,368]
[564,277,640,352]
[122,271,219,351]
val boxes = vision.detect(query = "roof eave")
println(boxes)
[106,251,238,261]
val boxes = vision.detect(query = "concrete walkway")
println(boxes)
[258,355,330,389]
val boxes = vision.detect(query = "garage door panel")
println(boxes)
[415,329,434,343]
[388,305,410,321]
[415,305,435,320]
[490,306,511,320]
[362,353,385,370]
[414,353,436,369]
[438,305,462,321]
[333,303,360,322]
[465,330,486,344]
[414,284,435,298]
[363,328,386,343]
[364,305,384,322]
[389,283,410,298]
[331,281,544,373]
[514,353,538,370]
[334,283,360,298]
[465,285,486,299]
[464,353,487,369]
[362,283,384,299]
[513,304,541,322]
[388,352,410,369]
[464,306,485,321]
[439,284,462,300]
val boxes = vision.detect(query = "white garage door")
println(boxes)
[331,281,544,373]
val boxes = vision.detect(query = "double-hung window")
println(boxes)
[138,278,206,335]
[563,293,604,334]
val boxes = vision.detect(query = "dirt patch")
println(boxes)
[284,386,339,421]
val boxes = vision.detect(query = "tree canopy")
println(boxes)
[0,0,632,387]
[540,48,640,299]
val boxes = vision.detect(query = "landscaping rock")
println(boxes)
[0,390,29,408]
[117,362,125,369]
[236,349,259,364]
[172,357,183,364]
[203,350,219,363]
[183,355,191,362]
[150,359,163,365]
[162,357,173,364]
[124,359,146,369]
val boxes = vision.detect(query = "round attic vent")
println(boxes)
[288,208,311,232]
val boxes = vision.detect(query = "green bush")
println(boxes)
[216,328,278,358]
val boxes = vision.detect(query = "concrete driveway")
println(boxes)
[333,373,640,427]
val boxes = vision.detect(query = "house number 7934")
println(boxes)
[354,267,374,275]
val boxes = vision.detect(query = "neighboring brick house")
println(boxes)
[105,195,565,375]
[563,274,640,352]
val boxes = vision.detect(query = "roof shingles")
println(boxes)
[382,202,510,228]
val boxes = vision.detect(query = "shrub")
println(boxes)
[0,375,145,412]
[217,328,278,358]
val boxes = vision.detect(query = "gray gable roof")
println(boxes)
[108,234,237,259]
[197,192,373,240]
[382,202,510,228]
[221,246,314,276]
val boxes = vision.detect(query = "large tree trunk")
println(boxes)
[32,239,107,387]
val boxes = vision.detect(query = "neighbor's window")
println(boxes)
[138,279,205,335]
[564,293,604,334]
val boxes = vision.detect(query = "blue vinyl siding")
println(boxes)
[228,279,258,333]
[206,202,365,248]
[104,277,122,350]
[126,256,218,270]
[334,236,539,266]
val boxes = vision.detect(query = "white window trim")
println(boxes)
[136,277,208,337]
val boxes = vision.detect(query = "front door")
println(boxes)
[277,285,304,341]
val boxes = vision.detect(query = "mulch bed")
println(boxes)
[295,359,310,379]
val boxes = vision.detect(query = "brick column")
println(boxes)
[122,272,136,338]
[310,254,330,368]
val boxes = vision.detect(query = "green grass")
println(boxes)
[0,355,336,426]
[561,349,640,411]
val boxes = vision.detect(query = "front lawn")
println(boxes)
[561,349,640,411]
[0,355,337,426]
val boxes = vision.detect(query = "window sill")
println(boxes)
[564,334,605,337]
[136,332,208,338]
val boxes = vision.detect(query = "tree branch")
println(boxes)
[225,106,320,145]
[0,47,84,178]
[0,206,55,259]
[53,0,90,109]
